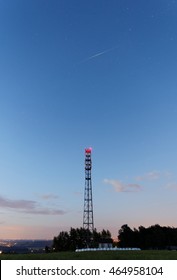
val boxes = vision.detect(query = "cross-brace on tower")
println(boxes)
[83,147,94,232]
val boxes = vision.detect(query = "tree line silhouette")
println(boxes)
[53,228,112,251]
[118,224,177,250]
[52,224,177,251]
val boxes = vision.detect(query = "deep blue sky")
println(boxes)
[0,0,177,239]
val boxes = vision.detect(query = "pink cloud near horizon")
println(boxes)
[0,195,65,215]
[104,179,142,192]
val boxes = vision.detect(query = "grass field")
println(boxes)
[1,250,177,260]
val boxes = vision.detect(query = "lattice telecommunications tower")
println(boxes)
[83,147,94,232]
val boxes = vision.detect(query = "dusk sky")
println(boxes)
[0,0,177,239]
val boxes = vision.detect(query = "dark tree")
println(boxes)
[100,229,113,244]
[118,224,177,249]
[53,231,70,251]
[52,227,113,251]
[118,224,136,247]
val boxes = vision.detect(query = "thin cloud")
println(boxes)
[73,191,82,196]
[0,196,36,210]
[0,195,65,215]
[24,208,65,215]
[38,193,59,200]
[80,46,118,63]
[104,179,142,193]
[166,183,177,191]
[135,171,172,182]
[135,171,161,181]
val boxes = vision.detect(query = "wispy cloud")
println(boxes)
[104,179,142,193]
[38,193,59,200]
[0,196,36,209]
[135,171,161,181]
[80,46,118,63]
[135,171,172,182]
[0,195,65,215]
[166,183,177,191]
[24,208,65,215]
[73,191,82,196]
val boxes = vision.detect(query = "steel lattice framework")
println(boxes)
[83,148,94,232]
